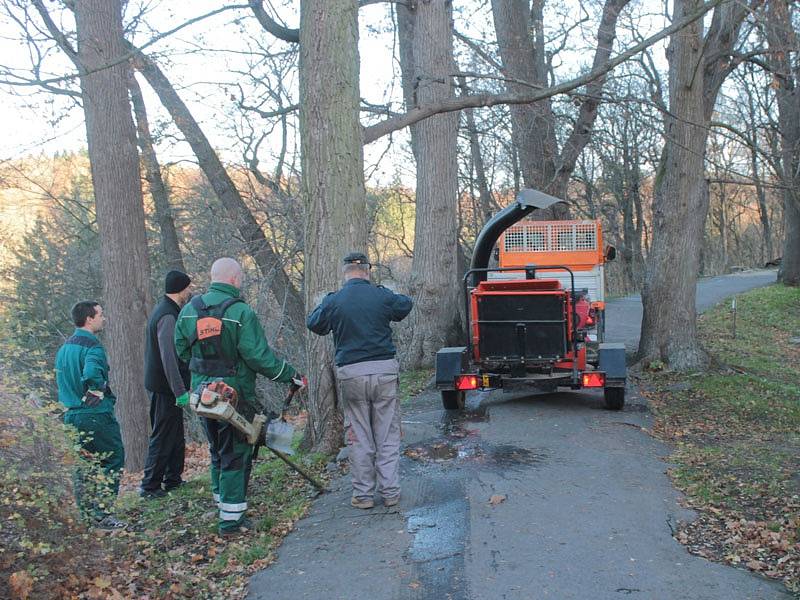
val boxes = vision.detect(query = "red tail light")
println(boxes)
[455,375,479,390]
[582,372,605,387]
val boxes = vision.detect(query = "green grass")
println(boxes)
[399,368,434,404]
[110,451,327,598]
[643,284,800,591]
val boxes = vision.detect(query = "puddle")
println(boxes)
[404,439,544,469]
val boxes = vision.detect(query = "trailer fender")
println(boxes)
[435,347,469,389]
[598,342,626,382]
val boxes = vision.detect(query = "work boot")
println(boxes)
[383,495,400,508]
[219,517,254,538]
[350,496,374,509]
[139,487,167,499]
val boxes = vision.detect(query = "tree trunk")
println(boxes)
[639,0,708,368]
[300,0,367,454]
[767,0,800,286]
[131,49,306,334]
[782,200,800,285]
[398,0,461,367]
[75,0,151,470]
[750,139,773,263]
[458,76,494,229]
[490,0,558,193]
[639,0,748,369]
[127,69,185,273]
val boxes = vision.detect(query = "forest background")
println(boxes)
[0,0,797,471]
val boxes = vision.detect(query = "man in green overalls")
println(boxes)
[174,257,303,536]
[55,301,126,530]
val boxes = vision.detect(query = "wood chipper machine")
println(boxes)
[435,188,626,411]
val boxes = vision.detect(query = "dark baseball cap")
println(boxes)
[343,252,370,265]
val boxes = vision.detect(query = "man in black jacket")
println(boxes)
[140,270,193,498]
[307,252,413,509]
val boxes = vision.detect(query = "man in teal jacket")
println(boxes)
[55,301,126,530]
[174,257,303,536]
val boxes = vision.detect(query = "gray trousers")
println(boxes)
[337,359,401,500]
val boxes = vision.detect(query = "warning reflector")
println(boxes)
[455,375,479,390]
[582,372,605,387]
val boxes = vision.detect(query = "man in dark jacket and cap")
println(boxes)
[307,252,413,509]
[140,270,193,497]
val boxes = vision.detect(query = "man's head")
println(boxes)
[72,301,105,333]
[164,270,192,306]
[210,257,244,290]
[342,252,370,281]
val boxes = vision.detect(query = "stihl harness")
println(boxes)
[186,296,244,377]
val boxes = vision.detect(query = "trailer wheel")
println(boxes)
[441,390,465,410]
[604,387,625,410]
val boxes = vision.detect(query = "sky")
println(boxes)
[0,1,408,183]
[0,0,672,187]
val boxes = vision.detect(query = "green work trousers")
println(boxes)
[63,410,125,521]
[203,416,253,532]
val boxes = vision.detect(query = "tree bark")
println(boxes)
[75,0,151,470]
[458,76,495,228]
[766,0,800,286]
[127,69,185,273]
[131,49,306,333]
[398,0,461,367]
[300,0,367,454]
[639,0,748,369]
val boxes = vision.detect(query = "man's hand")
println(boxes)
[175,392,189,407]
[82,390,104,408]
[289,375,308,393]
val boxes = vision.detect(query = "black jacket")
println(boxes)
[144,296,191,395]
[306,278,413,366]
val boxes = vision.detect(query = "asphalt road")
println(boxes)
[249,269,784,600]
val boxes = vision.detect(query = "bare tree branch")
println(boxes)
[364,0,727,144]
[248,0,299,43]
[30,0,79,69]
[454,30,507,74]
[2,4,250,88]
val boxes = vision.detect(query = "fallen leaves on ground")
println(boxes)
[120,442,209,493]
[642,285,800,594]
[8,571,33,599]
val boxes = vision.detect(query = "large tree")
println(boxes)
[766,0,800,286]
[74,0,152,469]
[397,0,461,367]
[299,0,368,454]
[639,0,751,369]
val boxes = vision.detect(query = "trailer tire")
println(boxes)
[441,390,465,410]
[604,387,625,410]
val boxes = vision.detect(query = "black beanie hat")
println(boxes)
[165,270,191,294]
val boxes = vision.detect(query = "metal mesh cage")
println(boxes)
[503,221,597,253]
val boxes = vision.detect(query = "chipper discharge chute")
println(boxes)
[435,188,626,411]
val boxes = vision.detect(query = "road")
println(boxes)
[248,269,784,600]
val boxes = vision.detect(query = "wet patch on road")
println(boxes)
[403,407,546,471]
[403,440,544,470]
[401,478,470,600]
